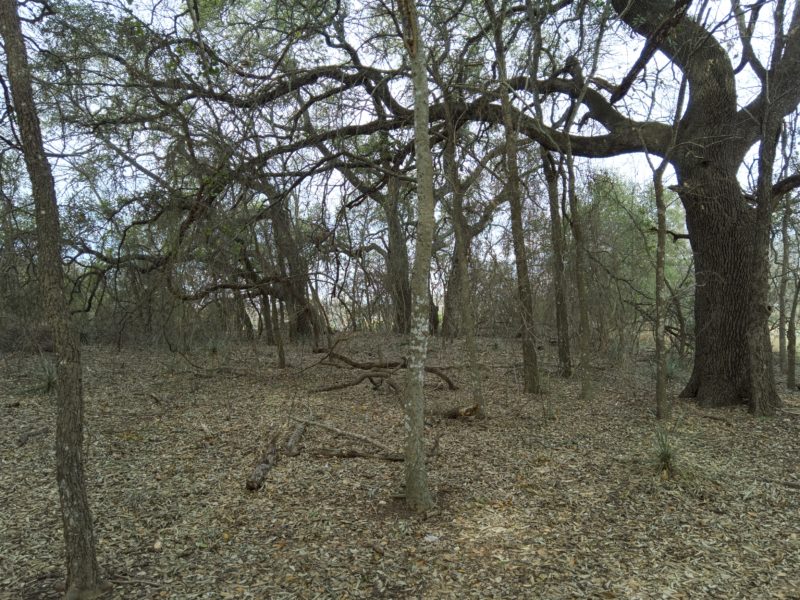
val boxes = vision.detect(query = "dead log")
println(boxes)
[314,432,441,463]
[290,417,395,454]
[312,370,398,393]
[17,427,49,447]
[319,351,457,390]
[442,404,481,419]
[246,431,280,491]
[314,447,404,461]
[284,422,306,456]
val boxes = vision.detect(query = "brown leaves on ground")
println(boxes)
[1,335,799,599]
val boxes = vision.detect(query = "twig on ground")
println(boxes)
[290,417,394,454]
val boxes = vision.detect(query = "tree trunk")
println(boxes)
[778,199,790,372]
[271,200,319,341]
[384,177,412,334]
[270,296,286,369]
[787,282,799,389]
[566,158,592,400]
[398,0,435,513]
[0,2,105,596]
[747,108,783,416]
[444,133,485,416]
[677,170,780,414]
[541,151,572,377]
[653,163,668,420]
[441,239,466,339]
[487,0,539,394]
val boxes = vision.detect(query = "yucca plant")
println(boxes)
[653,424,677,479]
[37,354,57,395]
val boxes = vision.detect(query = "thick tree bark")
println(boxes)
[606,0,800,415]
[398,0,435,513]
[541,151,572,377]
[0,1,105,597]
[677,169,780,414]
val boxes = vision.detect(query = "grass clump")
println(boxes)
[653,424,678,480]
[36,354,57,395]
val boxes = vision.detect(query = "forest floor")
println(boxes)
[1,334,799,599]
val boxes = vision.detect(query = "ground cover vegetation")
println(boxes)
[1,0,800,597]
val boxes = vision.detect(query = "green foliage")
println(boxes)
[36,355,57,395]
[653,423,677,479]
[581,171,694,358]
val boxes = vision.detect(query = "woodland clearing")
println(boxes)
[1,335,799,599]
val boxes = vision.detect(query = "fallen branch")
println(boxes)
[290,417,395,454]
[284,422,306,456]
[314,447,404,461]
[313,370,398,393]
[246,431,280,491]
[314,433,441,463]
[319,351,457,390]
[17,427,49,447]
[441,404,481,419]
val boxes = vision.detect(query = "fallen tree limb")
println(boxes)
[17,427,49,447]
[314,433,441,463]
[290,417,394,454]
[313,370,398,393]
[319,351,457,390]
[246,431,280,491]
[314,447,404,461]
[441,404,481,419]
[284,422,306,456]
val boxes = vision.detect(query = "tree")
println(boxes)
[397,0,436,512]
[485,0,540,394]
[483,0,800,414]
[601,0,800,414]
[541,151,571,377]
[0,1,106,597]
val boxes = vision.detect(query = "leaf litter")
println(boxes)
[1,335,798,599]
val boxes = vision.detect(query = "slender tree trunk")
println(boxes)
[788,281,799,389]
[398,0,434,513]
[261,292,275,344]
[566,158,592,400]
[441,241,466,339]
[234,294,254,339]
[444,134,485,416]
[0,2,105,597]
[270,296,286,369]
[384,178,412,334]
[779,198,790,373]
[747,110,783,416]
[541,151,571,377]
[653,165,668,420]
[487,0,540,394]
